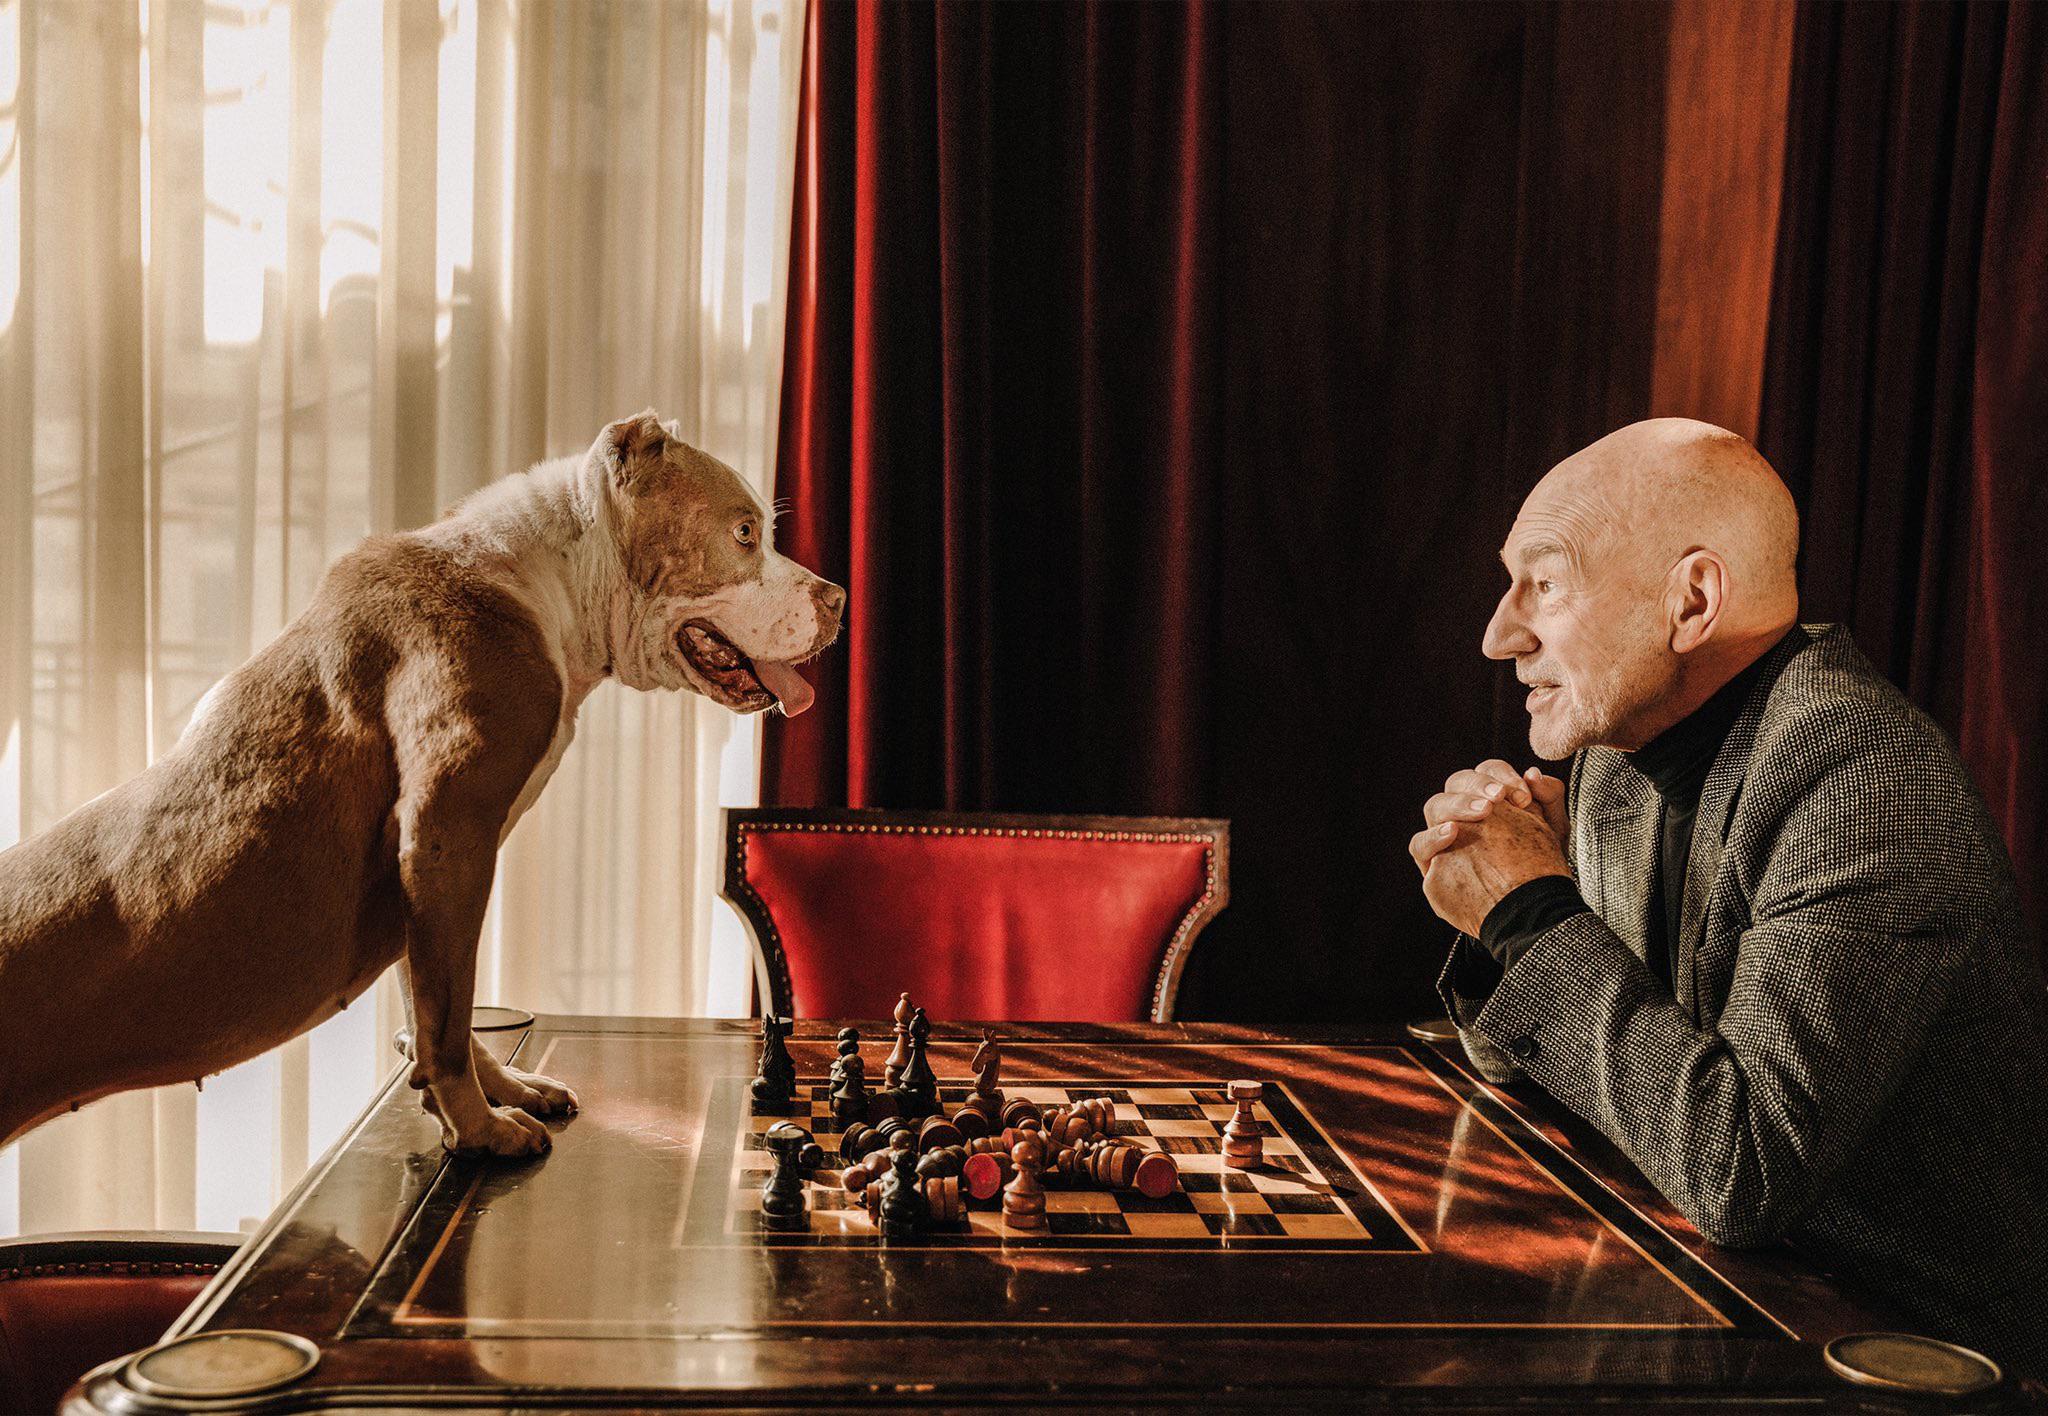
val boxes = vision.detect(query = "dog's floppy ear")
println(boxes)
[595,409,671,491]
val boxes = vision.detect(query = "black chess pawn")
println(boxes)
[877,1143,930,1238]
[829,1027,868,1124]
[760,1122,825,1231]
[898,1006,940,1117]
[751,1014,797,1111]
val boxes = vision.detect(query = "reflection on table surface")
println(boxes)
[69,1017,2040,1414]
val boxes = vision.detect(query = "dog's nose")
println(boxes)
[815,579,847,621]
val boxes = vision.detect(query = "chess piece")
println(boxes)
[838,1121,886,1164]
[1001,1097,1041,1132]
[876,1116,917,1152]
[750,1015,797,1110]
[883,992,914,1090]
[877,1144,930,1237]
[916,1145,966,1181]
[829,1027,868,1125]
[759,1122,825,1231]
[950,1100,992,1140]
[923,1174,965,1223]
[972,1032,1004,1103]
[961,1149,1010,1201]
[1084,1139,1180,1199]
[1043,1107,1092,1149]
[1002,1132,1048,1231]
[862,1174,964,1226]
[917,1115,962,1153]
[1222,1079,1265,1170]
[953,1032,1003,1137]
[1076,1096,1115,1135]
[899,1006,940,1116]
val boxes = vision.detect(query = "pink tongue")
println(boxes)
[754,659,815,716]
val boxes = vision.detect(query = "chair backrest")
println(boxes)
[0,1230,242,1414]
[722,808,1228,1022]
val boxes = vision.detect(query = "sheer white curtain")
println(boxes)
[0,0,803,1236]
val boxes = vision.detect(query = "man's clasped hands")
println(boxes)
[1409,761,1573,939]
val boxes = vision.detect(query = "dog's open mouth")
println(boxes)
[676,620,815,716]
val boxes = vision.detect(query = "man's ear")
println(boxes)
[1668,549,1727,653]
[595,409,670,491]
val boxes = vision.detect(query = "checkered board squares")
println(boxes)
[730,1081,1417,1250]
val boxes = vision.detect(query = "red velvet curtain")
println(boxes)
[1759,0,2048,934]
[766,0,1674,1021]
[770,0,1223,817]
[768,0,2048,1021]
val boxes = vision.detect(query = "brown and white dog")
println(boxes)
[0,412,843,1157]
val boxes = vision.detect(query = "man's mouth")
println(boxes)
[1523,681,1560,711]
[675,620,816,716]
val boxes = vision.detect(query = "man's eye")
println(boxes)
[1536,579,1555,594]
[735,521,756,547]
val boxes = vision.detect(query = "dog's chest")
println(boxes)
[503,710,578,842]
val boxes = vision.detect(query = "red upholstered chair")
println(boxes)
[721,808,1229,1022]
[0,1230,242,1414]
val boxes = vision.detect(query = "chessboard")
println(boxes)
[731,1080,1424,1251]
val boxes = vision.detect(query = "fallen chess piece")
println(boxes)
[1085,1138,1180,1199]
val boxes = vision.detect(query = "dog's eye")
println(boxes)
[735,520,756,547]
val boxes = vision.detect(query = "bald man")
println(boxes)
[1412,419,2048,1374]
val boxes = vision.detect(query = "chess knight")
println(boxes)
[0,411,844,1157]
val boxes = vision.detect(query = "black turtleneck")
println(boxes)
[1469,628,1802,991]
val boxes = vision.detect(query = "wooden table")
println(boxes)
[64,1016,2043,1412]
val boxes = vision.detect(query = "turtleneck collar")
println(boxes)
[1628,627,1801,805]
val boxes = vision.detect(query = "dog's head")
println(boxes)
[588,411,843,715]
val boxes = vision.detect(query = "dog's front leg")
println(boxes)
[391,968,578,1121]
[398,807,551,1157]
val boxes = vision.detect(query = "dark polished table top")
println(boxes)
[66,1017,2046,1412]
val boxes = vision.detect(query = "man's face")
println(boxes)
[1481,488,1673,759]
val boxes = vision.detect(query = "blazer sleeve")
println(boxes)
[1463,723,1982,1248]
[1435,752,1588,1088]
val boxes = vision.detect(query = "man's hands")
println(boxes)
[1411,760,1571,938]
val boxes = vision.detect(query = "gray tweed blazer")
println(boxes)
[1439,624,2048,1374]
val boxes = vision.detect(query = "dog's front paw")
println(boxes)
[445,1105,552,1157]
[486,1066,580,1118]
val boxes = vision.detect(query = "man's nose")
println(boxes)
[1481,593,1533,661]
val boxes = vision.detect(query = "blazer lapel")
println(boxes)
[1577,760,1660,967]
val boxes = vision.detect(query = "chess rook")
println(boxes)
[759,1121,823,1231]
[1222,1079,1266,1170]
[877,1145,930,1237]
